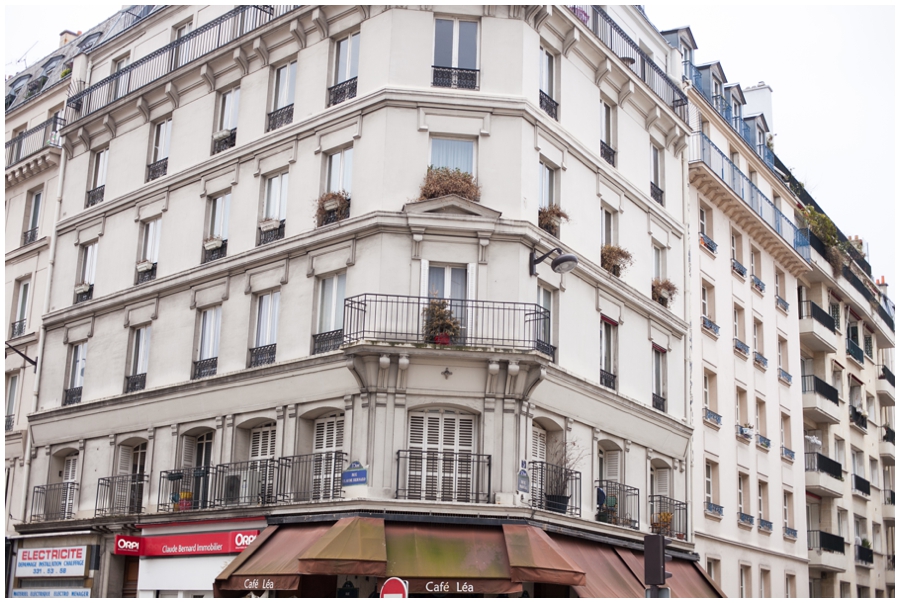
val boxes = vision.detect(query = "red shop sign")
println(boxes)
[114,530,259,557]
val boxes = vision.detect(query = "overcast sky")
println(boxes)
[5,4,896,295]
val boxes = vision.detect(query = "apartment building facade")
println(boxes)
[5,5,725,598]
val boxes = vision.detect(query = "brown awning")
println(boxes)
[615,546,724,597]
[502,525,585,585]
[549,534,646,598]
[298,516,387,576]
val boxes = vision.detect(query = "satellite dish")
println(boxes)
[596,487,607,508]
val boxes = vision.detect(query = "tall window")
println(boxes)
[650,145,661,186]
[318,274,346,334]
[699,207,708,235]
[429,266,467,300]
[704,462,715,504]
[113,56,130,99]
[601,209,614,246]
[130,326,151,377]
[199,307,221,361]
[600,319,616,381]
[600,101,612,147]
[92,149,109,190]
[758,481,768,520]
[537,285,552,345]
[312,414,345,500]
[264,173,289,221]
[255,291,280,348]
[273,62,297,111]
[208,194,231,240]
[737,473,746,513]
[539,48,554,97]
[701,285,710,318]
[172,21,193,68]
[13,279,30,332]
[433,19,478,78]
[652,347,666,400]
[25,190,42,239]
[6,374,19,425]
[141,218,161,263]
[753,320,763,354]
[79,243,98,286]
[783,492,792,526]
[69,342,87,389]
[538,161,554,209]
[653,245,663,280]
[335,33,360,84]
[407,409,476,501]
[219,88,240,131]
[327,147,353,194]
[430,138,473,174]
[152,118,172,163]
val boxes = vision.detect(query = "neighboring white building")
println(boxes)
[6,5,723,598]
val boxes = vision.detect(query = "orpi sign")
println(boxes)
[380,577,408,598]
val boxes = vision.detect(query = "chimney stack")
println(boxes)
[59,30,80,48]
[847,235,866,257]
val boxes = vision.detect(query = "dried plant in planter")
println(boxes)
[419,166,481,202]
[422,290,461,345]
[316,190,351,226]
[538,205,570,234]
[600,245,633,277]
[651,278,678,308]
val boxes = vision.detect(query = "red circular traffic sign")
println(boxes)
[380,577,408,598]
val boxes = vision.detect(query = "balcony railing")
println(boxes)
[784,526,798,539]
[277,452,347,503]
[258,220,285,245]
[802,374,839,404]
[649,495,688,540]
[213,128,237,154]
[879,365,896,386]
[125,373,146,393]
[63,386,82,406]
[649,182,664,205]
[690,133,809,261]
[779,369,792,385]
[737,512,754,526]
[751,275,766,294]
[312,329,343,354]
[6,414,14,431]
[701,316,720,336]
[192,357,217,379]
[776,296,789,313]
[539,90,558,120]
[759,518,773,532]
[699,233,717,254]
[74,284,94,304]
[65,6,300,124]
[568,6,687,121]
[5,116,65,169]
[849,404,868,431]
[343,294,555,357]
[731,258,747,277]
[703,407,722,426]
[158,467,215,512]
[328,77,357,106]
[22,227,39,246]
[529,460,581,516]
[595,480,639,529]
[10,319,26,339]
[652,393,666,412]
[754,352,768,369]
[734,338,750,356]
[432,66,479,90]
[212,460,278,507]
[736,424,752,440]
[599,368,616,389]
[842,265,875,304]
[851,474,870,496]
[136,263,157,285]
[95,473,148,517]
[267,104,294,131]
[704,501,723,517]
[397,450,491,504]
[31,483,79,522]
[202,240,228,263]
[756,434,771,449]
[846,339,864,365]
[85,185,105,208]
[781,446,795,461]
[805,452,843,480]
[249,344,276,368]
[147,157,168,181]
[885,426,895,445]
[319,198,351,226]
[600,140,615,166]
[800,301,836,332]
[808,530,844,553]
[886,490,895,506]
[856,545,874,565]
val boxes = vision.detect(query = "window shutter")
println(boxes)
[250,430,262,459]
[408,414,425,449]
[335,416,344,450]
[605,450,620,483]
[63,455,78,482]
[657,468,670,498]
[532,426,547,462]
[425,415,441,450]
[419,260,430,298]
[457,416,474,453]
[117,446,134,476]
[61,454,78,517]
[181,436,197,469]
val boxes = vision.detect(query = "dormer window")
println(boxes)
[78,33,102,51]
[8,75,30,96]
[712,79,722,98]
[41,57,63,77]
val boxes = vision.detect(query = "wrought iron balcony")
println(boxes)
[649,495,688,541]
[5,116,65,169]
[192,357,217,379]
[31,483,79,522]
[213,128,237,154]
[781,446,795,461]
[856,545,874,565]
[756,434,771,449]
[851,474,870,496]
[95,473,147,517]
[776,295,790,313]
[529,460,581,516]
[600,368,616,389]
[63,386,82,406]
[808,530,844,553]
[74,284,94,304]
[652,393,666,412]
[202,240,228,264]
[267,104,294,131]
[701,316,720,336]
[328,77,357,106]
[885,426,895,444]
[879,365,896,386]
[567,6,688,121]
[212,459,279,507]
[147,157,168,181]
[343,293,555,357]
[846,339,864,365]
[65,6,300,124]
[802,375,839,405]
[136,263,157,285]
[779,369,793,385]
[319,199,351,226]
[258,220,285,246]
[758,518,773,532]
[649,182,664,205]
[731,258,747,277]
[249,344,276,368]
[5,414,14,432]
[600,140,616,166]
[704,501,723,517]
[158,466,215,512]
[22,227,38,246]
[805,452,843,480]
[277,451,347,504]
[733,338,750,356]
[432,66,479,90]
[703,407,722,426]
[10,319,26,339]
[753,352,768,369]
[737,512,754,526]
[849,404,868,431]
[85,185,105,208]
[595,480,639,529]
[699,232,717,254]
[784,526,798,539]
[397,450,491,504]
[312,329,343,354]
[736,424,753,440]
[125,373,146,393]
[751,275,766,294]
[539,90,559,120]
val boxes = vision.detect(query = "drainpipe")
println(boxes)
[680,140,694,534]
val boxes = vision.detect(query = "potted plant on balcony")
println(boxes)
[544,440,585,514]
[651,278,678,308]
[422,291,460,346]
[538,205,569,238]
[600,245,633,277]
[60,66,72,79]
[651,511,673,535]
[316,190,351,226]
[418,166,481,202]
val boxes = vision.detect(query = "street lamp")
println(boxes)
[529,247,578,277]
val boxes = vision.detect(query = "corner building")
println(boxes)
[7,5,721,598]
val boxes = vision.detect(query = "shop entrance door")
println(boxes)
[122,556,139,598]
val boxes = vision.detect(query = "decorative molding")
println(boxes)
[417,107,428,132]
[233,47,249,76]
[357,5,370,19]
[312,8,328,39]
[595,58,612,87]
[411,230,424,259]
[618,81,634,106]
[645,106,660,132]
[200,64,216,93]
[562,28,579,58]
[478,234,491,264]
[102,115,116,139]
[77,127,91,151]
[136,97,150,123]
[289,20,307,48]
[253,37,269,66]
[164,82,179,109]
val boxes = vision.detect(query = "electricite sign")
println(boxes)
[15,546,87,578]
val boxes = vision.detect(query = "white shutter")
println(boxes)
[605,450,621,483]
[313,415,345,500]
[657,468,670,498]
[419,260,430,298]
[117,446,133,475]
[181,436,197,469]
[63,455,78,482]
[61,454,78,518]
[532,426,547,462]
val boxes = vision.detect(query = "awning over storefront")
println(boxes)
[549,534,646,598]
[298,517,387,576]
[614,545,725,598]
[502,525,585,586]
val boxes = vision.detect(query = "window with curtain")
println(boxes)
[131,326,151,376]
[273,62,297,110]
[430,138,474,174]
[327,148,353,194]
[199,307,221,361]
[141,219,161,263]
[264,173,289,220]
[208,194,231,239]
[335,33,360,84]
[255,291,280,347]
[318,274,346,334]
[152,119,172,162]
[219,88,240,131]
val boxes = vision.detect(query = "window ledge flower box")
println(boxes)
[74,282,92,294]
[212,129,233,141]
[259,218,282,232]
[203,237,223,250]
[136,260,155,272]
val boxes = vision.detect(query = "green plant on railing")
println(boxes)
[861,538,872,550]
[60,67,72,79]
[800,205,850,276]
